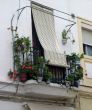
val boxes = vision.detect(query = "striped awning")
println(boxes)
[32,2,67,67]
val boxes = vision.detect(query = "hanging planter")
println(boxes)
[62,29,70,45]
[62,39,67,45]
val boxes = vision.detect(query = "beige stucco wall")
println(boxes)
[27,102,75,110]
[80,97,92,110]
[74,86,92,110]
[77,18,92,87]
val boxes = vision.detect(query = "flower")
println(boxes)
[8,69,13,79]
[9,74,13,79]
[22,65,32,70]
[22,65,26,69]
[25,66,32,70]
[8,69,19,81]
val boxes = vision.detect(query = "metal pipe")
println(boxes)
[31,1,76,18]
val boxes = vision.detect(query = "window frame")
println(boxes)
[83,44,92,56]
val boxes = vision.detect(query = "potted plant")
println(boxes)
[66,53,84,87]
[43,66,52,84]
[8,35,52,84]
[13,36,31,69]
[66,74,74,87]
[8,69,19,81]
[8,69,13,79]
[8,36,33,83]
[67,53,84,65]
[17,61,37,83]
[34,56,52,83]
[74,66,83,87]
[35,56,46,83]
[62,29,70,44]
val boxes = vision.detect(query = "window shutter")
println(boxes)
[82,28,92,46]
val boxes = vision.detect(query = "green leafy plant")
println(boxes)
[67,74,74,82]
[14,36,31,53]
[18,63,37,82]
[62,29,70,40]
[66,53,84,87]
[8,69,13,79]
[67,53,84,64]
[8,35,52,83]
[75,66,83,80]
[43,66,52,81]
[8,69,19,81]
[35,56,52,82]
[8,36,34,82]
[14,36,31,68]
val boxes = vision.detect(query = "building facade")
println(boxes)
[0,0,92,110]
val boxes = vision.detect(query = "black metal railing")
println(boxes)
[17,47,66,84]
[48,65,66,84]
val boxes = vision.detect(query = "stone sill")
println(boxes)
[0,80,77,100]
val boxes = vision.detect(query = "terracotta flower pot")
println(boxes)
[9,74,13,79]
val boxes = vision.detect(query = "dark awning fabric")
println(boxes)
[32,3,67,67]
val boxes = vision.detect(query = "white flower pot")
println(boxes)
[46,79,50,84]
[62,39,67,45]
[37,77,43,83]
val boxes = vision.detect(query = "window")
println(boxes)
[85,62,92,78]
[82,28,92,56]
[83,44,92,56]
